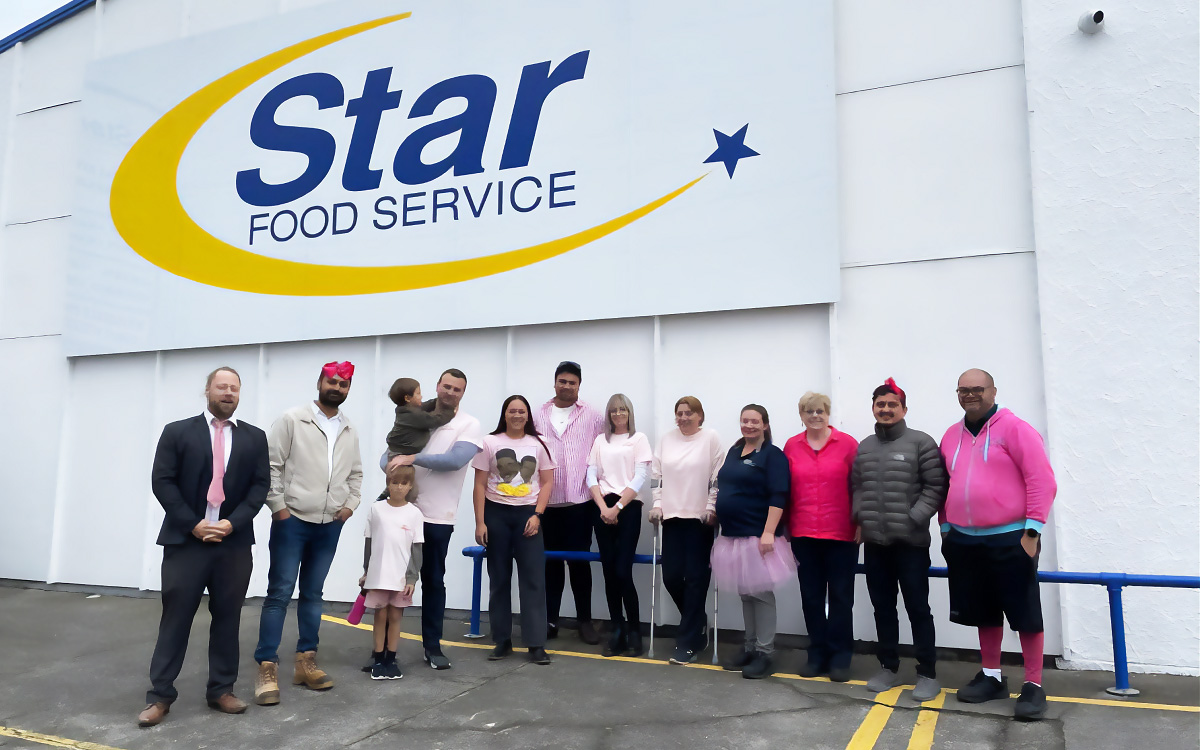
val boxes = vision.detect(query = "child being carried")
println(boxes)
[386,377,454,460]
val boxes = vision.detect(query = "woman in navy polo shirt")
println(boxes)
[711,404,796,679]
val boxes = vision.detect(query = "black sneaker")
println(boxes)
[957,671,1009,703]
[1013,682,1047,721]
[546,622,559,640]
[363,651,383,673]
[384,660,403,680]
[669,644,697,665]
[487,640,513,661]
[602,627,627,658]
[723,649,756,672]
[578,620,601,645]
[828,665,852,683]
[424,651,452,670]
[370,662,389,680]
[742,651,773,680]
[623,630,644,658]
[528,647,551,665]
[798,659,827,678]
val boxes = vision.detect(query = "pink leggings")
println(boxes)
[979,626,1044,685]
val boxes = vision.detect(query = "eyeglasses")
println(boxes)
[956,387,989,397]
[802,409,826,417]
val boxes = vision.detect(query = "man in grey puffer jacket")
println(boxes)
[851,378,947,700]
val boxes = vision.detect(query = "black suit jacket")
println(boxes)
[151,414,270,547]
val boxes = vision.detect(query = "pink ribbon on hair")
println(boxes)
[884,377,905,402]
[322,361,355,380]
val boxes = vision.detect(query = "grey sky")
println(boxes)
[1,0,67,40]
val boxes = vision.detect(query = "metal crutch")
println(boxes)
[649,521,661,658]
[711,578,720,665]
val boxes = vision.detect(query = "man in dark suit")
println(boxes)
[138,366,270,728]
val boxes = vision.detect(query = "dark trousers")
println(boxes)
[864,542,937,678]
[594,495,642,629]
[792,536,858,670]
[420,522,454,654]
[661,518,714,651]
[485,501,548,647]
[543,501,596,623]
[254,515,344,663]
[147,539,253,705]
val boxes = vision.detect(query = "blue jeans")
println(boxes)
[254,515,344,664]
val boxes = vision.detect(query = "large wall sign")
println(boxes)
[68,0,837,355]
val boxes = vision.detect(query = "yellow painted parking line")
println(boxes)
[321,615,1200,713]
[906,691,947,750]
[0,725,126,750]
[845,687,904,749]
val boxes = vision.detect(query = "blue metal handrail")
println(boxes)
[460,545,1198,696]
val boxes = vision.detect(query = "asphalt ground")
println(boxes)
[0,585,1197,750]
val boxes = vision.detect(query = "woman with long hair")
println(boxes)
[471,395,556,664]
[587,393,653,656]
[712,404,796,679]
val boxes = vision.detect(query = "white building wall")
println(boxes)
[1021,0,1200,673]
[0,0,1194,671]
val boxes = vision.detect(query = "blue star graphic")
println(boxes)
[703,124,760,177]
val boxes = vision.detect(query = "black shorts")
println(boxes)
[942,530,1043,633]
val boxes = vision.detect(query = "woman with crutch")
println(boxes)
[650,396,725,665]
[587,394,653,656]
[712,404,795,680]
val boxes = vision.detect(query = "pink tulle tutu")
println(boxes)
[710,535,797,595]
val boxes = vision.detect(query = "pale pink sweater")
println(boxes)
[652,427,724,520]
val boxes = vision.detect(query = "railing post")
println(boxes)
[1105,581,1140,696]
[466,550,485,639]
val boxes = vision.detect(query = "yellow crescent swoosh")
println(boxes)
[109,13,704,297]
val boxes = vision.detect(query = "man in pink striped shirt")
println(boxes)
[534,361,605,644]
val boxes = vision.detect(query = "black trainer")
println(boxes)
[546,622,559,640]
[669,644,697,665]
[487,640,513,661]
[424,651,452,670]
[742,651,773,680]
[623,630,644,658]
[957,671,1009,703]
[528,647,551,665]
[363,650,383,673]
[602,626,626,658]
[1014,682,1047,721]
[798,659,827,678]
[370,662,389,680]
[723,649,756,672]
[828,665,852,683]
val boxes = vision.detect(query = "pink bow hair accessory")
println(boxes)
[322,361,355,381]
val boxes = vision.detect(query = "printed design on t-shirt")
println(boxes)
[496,448,537,496]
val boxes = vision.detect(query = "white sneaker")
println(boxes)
[912,676,941,701]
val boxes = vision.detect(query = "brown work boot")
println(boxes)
[137,701,169,727]
[206,693,248,714]
[293,650,334,690]
[254,661,280,705]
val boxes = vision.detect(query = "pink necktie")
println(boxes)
[207,418,227,511]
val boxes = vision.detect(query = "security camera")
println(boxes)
[1078,10,1105,34]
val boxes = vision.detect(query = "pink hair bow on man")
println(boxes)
[322,361,355,380]
[883,376,906,405]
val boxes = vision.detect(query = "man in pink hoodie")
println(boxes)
[939,369,1057,722]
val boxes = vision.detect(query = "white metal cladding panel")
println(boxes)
[0,335,68,582]
[14,9,94,114]
[95,0,185,58]
[49,351,157,588]
[1024,0,1199,672]
[6,104,81,224]
[182,0,280,38]
[0,218,69,338]
[834,0,1024,94]
[0,51,16,207]
[836,254,1062,653]
[837,66,1035,267]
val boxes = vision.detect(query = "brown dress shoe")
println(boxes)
[207,693,249,714]
[293,650,334,690]
[137,702,169,727]
[254,661,280,706]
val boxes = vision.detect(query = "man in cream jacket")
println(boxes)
[253,361,363,706]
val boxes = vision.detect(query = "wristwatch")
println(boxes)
[534,510,544,518]
[615,501,625,510]
[1025,528,1039,539]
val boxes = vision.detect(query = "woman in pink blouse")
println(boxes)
[782,391,859,682]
